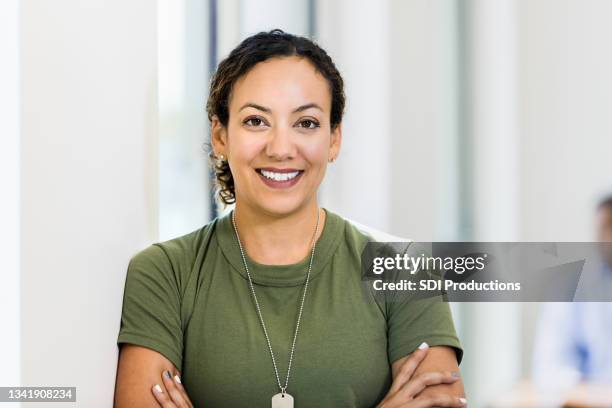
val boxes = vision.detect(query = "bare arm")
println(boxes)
[378,345,466,407]
[114,344,180,408]
[391,346,465,400]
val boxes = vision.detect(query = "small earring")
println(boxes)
[218,154,225,161]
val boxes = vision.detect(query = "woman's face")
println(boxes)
[212,55,342,216]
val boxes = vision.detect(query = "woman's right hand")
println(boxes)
[376,345,467,408]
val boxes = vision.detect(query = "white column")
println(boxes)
[461,0,521,406]
[470,0,520,241]
[0,0,21,405]
[317,0,392,231]
[20,0,158,405]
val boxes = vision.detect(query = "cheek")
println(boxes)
[229,130,265,163]
[299,139,329,166]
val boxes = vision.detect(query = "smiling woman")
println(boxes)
[114,29,466,408]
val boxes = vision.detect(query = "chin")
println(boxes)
[254,193,311,217]
[238,172,318,215]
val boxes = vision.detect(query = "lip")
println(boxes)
[257,167,302,173]
[255,168,304,189]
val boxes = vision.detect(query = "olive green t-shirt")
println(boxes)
[117,208,462,407]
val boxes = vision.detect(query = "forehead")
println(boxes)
[230,56,331,112]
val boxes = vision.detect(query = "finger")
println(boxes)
[171,372,194,408]
[379,372,460,408]
[400,371,461,399]
[388,343,430,395]
[151,383,177,408]
[161,370,191,408]
[412,395,468,408]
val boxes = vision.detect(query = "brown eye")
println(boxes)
[298,119,320,129]
[244,117,265,127]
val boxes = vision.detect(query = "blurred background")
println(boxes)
[2,0,612,406]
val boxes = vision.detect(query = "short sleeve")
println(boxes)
[386,293,463,365]
[117,244,183,370]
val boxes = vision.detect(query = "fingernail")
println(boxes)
[154,384,163,393]
[418,342,429,350]
[174,374,182,384]
[451,371,461,378]
[164,370,172,379]
[458,397,467,405]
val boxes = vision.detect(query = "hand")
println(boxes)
[377,345,467,408]
[151,370,194,408]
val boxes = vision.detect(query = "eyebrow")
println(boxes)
[238,102,323,114]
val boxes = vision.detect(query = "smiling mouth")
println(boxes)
[255,168,304,181]
[254,168,305,189]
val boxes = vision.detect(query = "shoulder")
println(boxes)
[342,215,411,243]
[126,218,220,290]
[331,209,411,246]
[135,218,218,263]
[327,209,412,263]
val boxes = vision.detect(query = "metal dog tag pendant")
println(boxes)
[272,392,294,408]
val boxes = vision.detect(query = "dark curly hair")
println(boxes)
[205,29,346,206]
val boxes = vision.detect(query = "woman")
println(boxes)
[114,29,466,408]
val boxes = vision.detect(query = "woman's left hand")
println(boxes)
[151,369,194,408]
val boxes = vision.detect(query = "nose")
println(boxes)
[265,123,297,161]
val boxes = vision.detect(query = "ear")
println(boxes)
[329,123,342,162]
[210,115,228,157]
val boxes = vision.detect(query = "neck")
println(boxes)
[232,200,325,265]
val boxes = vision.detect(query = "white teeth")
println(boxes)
[260,169,300,181]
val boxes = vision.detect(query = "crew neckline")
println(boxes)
[215,207,343,287]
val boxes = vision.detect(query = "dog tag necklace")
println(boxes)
[231,208,320,408]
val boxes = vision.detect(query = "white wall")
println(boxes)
[19,0,158,406]
[519,0,612,242]
[0,0,21,406]
[387,0,462,242]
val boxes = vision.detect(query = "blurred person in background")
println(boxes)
[532,195,612,390]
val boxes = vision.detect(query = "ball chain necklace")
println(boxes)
[231,208,321,408]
